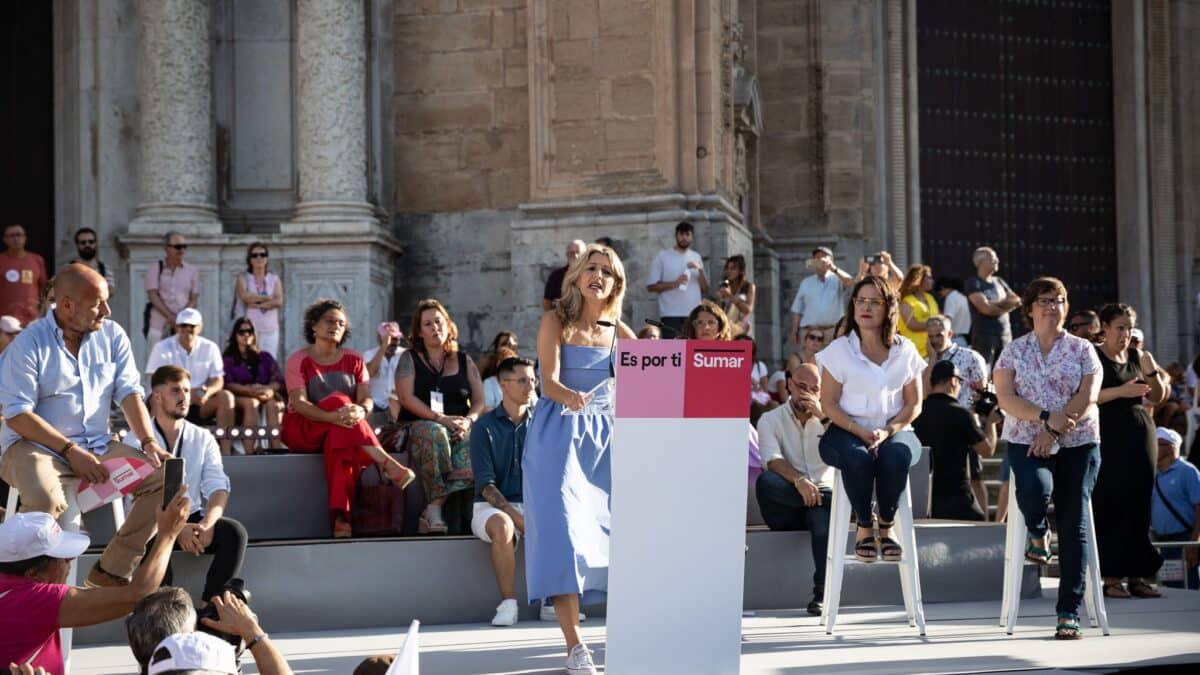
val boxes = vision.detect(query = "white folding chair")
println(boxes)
[822,470,926,635]
[999,467,1109,635]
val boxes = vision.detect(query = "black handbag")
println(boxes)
[141,260,163,338]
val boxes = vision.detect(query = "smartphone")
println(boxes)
[162,457,185,509]
[864,255,882,265]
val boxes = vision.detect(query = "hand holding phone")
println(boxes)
[162,457,185,510]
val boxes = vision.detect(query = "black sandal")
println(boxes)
[855,535,879,563]
[877,522,903,561]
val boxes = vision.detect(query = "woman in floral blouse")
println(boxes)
[994,277,1102,640]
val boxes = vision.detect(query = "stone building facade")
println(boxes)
[17,0,1200,366]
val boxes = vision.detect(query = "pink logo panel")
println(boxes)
[683,341,752,418]
[615,339,685,418]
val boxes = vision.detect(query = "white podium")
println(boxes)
[605,339,752,675]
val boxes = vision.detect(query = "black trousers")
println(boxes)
[147,513,248,601]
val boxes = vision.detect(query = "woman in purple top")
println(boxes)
[222,317,284,454]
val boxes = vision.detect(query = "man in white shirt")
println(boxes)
[145,308,235,454]
[934,277,971,347]
[754,361,834,616]
[789,247,854,348]
[131,365,247,603]
[363,321,406,425]
[644,221,708,336]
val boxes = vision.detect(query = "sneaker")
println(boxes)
[565,643,597,675]
[540,603,587,622]
[492,599,519,627]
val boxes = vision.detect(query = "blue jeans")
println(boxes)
[1008,442,1101,617]
[818,425,921,528]
[755,471,833,592]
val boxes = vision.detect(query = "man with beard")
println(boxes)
[0,264,170,588]
[130,365,247,604]
[754,361,834,615]
[645,221,708,335]
[71,227,116,297]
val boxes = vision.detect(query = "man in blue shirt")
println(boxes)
[469,356,536,627]
[1152,427,1200,589]
[0,264,171,588]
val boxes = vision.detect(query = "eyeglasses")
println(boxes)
[237,329,255,336]
[692,319,720,328]
[852,297,886,309]
[168,244,188,250]
[249,252,268,259]
[500,377,537,386]
[1034,297,1067,308]
[805,334,823,341]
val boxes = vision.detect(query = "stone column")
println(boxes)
[129,0,220,232]
[285,0,376,231]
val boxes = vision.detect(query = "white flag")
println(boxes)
[386,620,420,675]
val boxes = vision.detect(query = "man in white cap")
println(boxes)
[1153,427,1200,589]
[145,308,236,455]
[0,315,21,356]
[363,321,406,425]
[150,591,292,675]
[0,492,191,674]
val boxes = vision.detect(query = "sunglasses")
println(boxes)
[249,252,268,259]
[168,244,188,250]
[1068,322,1092,331]
[805,334,822,341]
[237,329,255,335]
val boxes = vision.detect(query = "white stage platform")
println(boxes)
[74,580,1198,674]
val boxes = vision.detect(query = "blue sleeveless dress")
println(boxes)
[522,344,613,606]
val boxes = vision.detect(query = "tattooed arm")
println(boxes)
[482,484,524,534]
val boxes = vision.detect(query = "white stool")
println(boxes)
[999,468,1109,635]
[822,470,926,635]
[3,485,128,670]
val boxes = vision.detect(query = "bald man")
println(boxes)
[754,361,835,615]
[542,239,588,311]
[0,264,171,588]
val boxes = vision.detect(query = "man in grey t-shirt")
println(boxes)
[964,246,1022,368]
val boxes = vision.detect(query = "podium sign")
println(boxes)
[606,339,751,674]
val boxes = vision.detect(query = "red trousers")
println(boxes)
[281,392,380,518]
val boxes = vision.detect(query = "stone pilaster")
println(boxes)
[129,0,220,232]
[285,0,376,232]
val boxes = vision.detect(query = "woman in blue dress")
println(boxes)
[524,243,636,675]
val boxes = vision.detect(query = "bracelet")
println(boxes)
[245,633,268,651]
[140,436,157,448]
[1043,422,1060,439]
[60,440,76,455]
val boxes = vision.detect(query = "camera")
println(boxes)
[974,390,1000,417]
[196,578,252,647]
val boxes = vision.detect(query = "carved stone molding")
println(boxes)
[291,0,373,221]
[132,0,219,229]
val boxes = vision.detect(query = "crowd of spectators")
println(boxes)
[3,221,1200,671]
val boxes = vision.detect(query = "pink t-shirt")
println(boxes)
[145,261,199,331]
[0,574,69,675]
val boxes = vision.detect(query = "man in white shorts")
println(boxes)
[468,356,584,627]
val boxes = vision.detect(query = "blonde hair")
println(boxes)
[556,244,627,336]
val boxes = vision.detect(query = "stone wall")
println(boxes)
[394,0,530,211]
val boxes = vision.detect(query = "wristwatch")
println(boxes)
[1039,409,1050,423]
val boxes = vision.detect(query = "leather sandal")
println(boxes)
[878,537,903,562]
[1103,582,1130,598]
[1054,614,1083,640]
[383,462,416,489]
[1025,537,1051,565]
[332,518,353,539]
[418,505,448,535]
[1127,580,1161,598]
[855,535,879,563]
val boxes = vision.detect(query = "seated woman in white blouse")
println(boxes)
[816,276,926,563]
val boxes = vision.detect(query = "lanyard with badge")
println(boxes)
[423,351,448,415]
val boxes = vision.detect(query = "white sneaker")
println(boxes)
[565,643,597,675]
[540,603,587,622]
[492,599,518,627]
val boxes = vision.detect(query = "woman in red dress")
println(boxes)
[281,299,415,537]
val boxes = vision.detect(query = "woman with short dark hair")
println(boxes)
[1093,302,1167,598]
[222,317,284,455]
[816,276,925,565]
[993,277,1102,639]
[281,299,415,538]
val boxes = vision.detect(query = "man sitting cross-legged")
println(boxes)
[754,361,834,616]
[0,264,172,588]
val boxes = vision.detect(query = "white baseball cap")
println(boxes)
[0,512,91,563]
[1156,427,1182,448]
[174,308,203,326]
[0,315,21,334]
[147,633,238,675]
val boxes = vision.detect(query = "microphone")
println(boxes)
[597,320,617,378]
[645,318,679,339]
